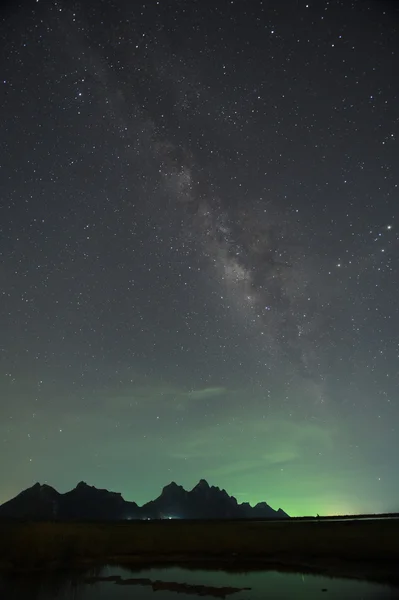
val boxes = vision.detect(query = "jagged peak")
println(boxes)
[70,482,124,500]
[19,482,58,498]
[40,483,57,492]
[192,479,210,491]
[162,481,184,493]
[30,482,53,491]
[76,480,89,489]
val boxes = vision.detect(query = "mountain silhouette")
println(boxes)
[59,481,138,521]
[0,483,60,520]
[0,480,289,521]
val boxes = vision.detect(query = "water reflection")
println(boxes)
[0,565,397,599]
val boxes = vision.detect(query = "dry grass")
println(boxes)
[1,518,398,570]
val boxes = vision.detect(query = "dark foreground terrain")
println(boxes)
[1,518,399,586]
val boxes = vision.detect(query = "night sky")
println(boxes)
[1,0,398,517]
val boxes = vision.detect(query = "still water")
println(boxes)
[0,565,397,599]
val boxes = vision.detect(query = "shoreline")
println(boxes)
[1,519,399,586]
[1,555,399,587]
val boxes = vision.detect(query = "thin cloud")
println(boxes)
[184,387,228,401]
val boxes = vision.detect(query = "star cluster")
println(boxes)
[0,0,398,515]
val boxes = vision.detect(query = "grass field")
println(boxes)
[1,518,399,582]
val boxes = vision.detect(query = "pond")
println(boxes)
[0,565,397,599]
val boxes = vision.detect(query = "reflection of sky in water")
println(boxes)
[7,566,390,600]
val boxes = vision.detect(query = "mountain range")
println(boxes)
[0,479,289,520]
